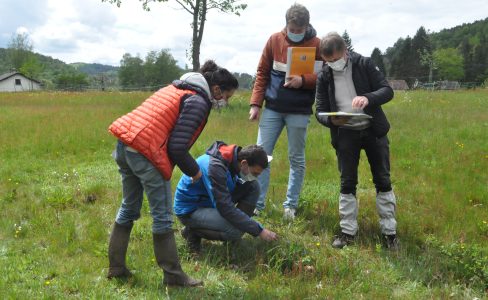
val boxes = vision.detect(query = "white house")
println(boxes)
[0,71,42,92]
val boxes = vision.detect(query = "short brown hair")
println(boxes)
[237,145,268,169]
[285,3,310,27]
[320,32,347,57]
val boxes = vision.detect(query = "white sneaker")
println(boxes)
[253,208,261,217]
[283,208,296,220]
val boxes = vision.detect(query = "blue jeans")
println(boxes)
[113,141,173,234]
[178,181,260,241]
[256,108,310,210]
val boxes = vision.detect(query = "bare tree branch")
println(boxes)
[174,0,194,14]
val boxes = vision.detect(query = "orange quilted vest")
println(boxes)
[109,85,198,180]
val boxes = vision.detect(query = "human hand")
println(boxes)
[249,105,261,121]
[330,116,351,126]
[351,96,369,109]
[191,170,202,183]
[283,75,302,88]
[259,229,278,241]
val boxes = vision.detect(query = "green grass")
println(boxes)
[0,89,487,299]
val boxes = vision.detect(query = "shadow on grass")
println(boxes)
[184,238,266,276]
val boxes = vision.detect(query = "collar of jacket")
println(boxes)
[172,80,211,104]
[348,52,361,64]
[205,141,241,175]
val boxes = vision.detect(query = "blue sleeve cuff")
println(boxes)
[257,222,264,232]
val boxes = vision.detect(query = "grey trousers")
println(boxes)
[339,191,397,235]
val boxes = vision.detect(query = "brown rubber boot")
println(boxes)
[107,222,133,278]
[153,230,203,287]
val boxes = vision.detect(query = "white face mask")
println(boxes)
[327,57,347,71]
[239,171,258,182]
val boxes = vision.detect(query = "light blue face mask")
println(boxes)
[287,30,305,43]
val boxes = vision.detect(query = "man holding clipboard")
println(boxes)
[249,4,322,220]
[315,32,399,250]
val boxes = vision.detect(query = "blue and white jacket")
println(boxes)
[174,141,263,237]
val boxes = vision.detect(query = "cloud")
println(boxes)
[0,0,49,47]
[30,0,120,60]
[1,0,487,74]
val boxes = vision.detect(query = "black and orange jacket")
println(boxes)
[250,25,321,114]
[109,77,212,180]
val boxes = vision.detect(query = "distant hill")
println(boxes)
[429,18,488,49]
[0,48,119,88]
[0,48,74,82]
[70,62,118,76]
[70,62,119,87]
[384,17,488,83]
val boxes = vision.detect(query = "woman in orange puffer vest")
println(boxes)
[107,60,238,287]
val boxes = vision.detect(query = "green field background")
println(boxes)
[0,90,487,299]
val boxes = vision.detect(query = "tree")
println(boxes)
[433,48,464,81]
[55,72,89,90]
[470,35,488,82]
[119,50,182,89]
[144,49,182,87]
[370,48,386,76]
[460,37,476,82]
[411,26,431,80]
[379,17,488,83]
[7,32,44,82]
[118,53,145,88]
[389,36,416,84]
[19,55,43,79]
[342,30,354,52]
[419,49,436,82]
[102,0,247,71]
[232,72,253,89]
[384,38,405,77]
[8,33,33,70]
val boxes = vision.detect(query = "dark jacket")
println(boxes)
[251,25,322,114]
[315,52,394,147]
[167,80,212,177]
[174,141,263,237]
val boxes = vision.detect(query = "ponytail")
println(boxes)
[200,60,239,91]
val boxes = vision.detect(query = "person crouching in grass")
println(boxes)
[174,141,278,254]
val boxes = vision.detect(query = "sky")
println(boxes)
[1,0,487,74]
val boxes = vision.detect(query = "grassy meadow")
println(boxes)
[0,89,487,299]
